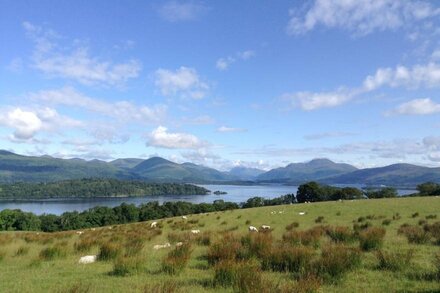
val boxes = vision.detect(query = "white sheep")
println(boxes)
[182,216,188,220]
[78,255,96,264]
[76,231,84,235]
[153,242,171,250]
[150,221,157,228]
[261,225,271,230]
[191,229,200,234]
[248,226,259,232]
[298,212,306,215]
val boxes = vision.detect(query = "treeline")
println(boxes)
[1,181,438,232]
[0,178,209,199]
[0,200,243,232]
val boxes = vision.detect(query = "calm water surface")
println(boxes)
[0,184,415,215]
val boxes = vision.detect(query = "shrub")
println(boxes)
[315,216,325,223]
[411,212,419,218]
[392,213,401,220]
[278,274,321,293]
[358,227,386,251]
[207,234,243,265]
[15,246,29,256]
[398,225,431,244]
[326,226,355,243]
[426,214,437,220]
[111,257,143,276]
[376,249,414,271]
[382,219,391,226]
[220,221,227,225]
[418,219,427,226]
[424,222,440,244]
[353,222,373,234]
[312,244,361,283]
[39,246,67,260]
[74,237,97,253]
[261,245,314,275]
[245,220,251,225]
[97,243,121,261]
[241,232,273,259]
[285,222,299,231]
[336,211,341,216]
[125,237,144,256]
[282,227,323,248]
[162,243,192,275]
[214,260,267,292]
[195,232,211,246]
[357,216,366,223]
[143,281,178,293]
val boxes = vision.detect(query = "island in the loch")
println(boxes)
[213,190,227,195]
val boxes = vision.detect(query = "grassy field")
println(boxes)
[0,196,439,293]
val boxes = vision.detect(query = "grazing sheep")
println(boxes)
[298,212,306,215]
[153,243,171,250]
[78,255,96,264]
[150,221,157,228]
[176,242,183,247]
[76,231,84,235]
[182,216,188,220]
[191,229,200,234]
[278,211,284,214]
[261,225,271,230]
[248,226,259,232]
[90,228,96,231]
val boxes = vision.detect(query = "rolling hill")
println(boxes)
[1,150,440,186]
[322,163,440,187]
[256,158,358,183]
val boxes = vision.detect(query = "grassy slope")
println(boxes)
[0,197,439,292]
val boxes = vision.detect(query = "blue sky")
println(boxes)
[1,0,440,170]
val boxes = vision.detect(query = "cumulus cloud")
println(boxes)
[0,107,82,141]
[217,126,247,133]
[29,86,166,124]
[154,67,209,99]
[216,50,255,71]
[158,1,209,22]
[388,98,440,115]
[287,0,440,36]
[147,126,208,149]
[23,21,141,86]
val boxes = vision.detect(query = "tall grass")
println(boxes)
[282,226,323,248]
[162,243,192,275]
[398,225,431,244]
[111,257,143,276]
[376,249,414,272]
[261,244,314,275]
[312,244,361,283]
[325,226,355,243]
[97,243,121,261]
[39,245,67,260]
[358,227,386,251]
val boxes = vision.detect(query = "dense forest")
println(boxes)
[0,178,209,199]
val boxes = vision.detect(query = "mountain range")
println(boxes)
[0,150,439,187]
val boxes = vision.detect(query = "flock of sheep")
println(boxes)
[77,210,308,265]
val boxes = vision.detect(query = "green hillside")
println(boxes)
[0,197,439,292]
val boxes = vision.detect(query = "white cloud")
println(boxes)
[23,22,141,86]
[158,1,208,22]
[154,67,209,99]
[285,61,440,111]
[29,86,166,123]
[217,126,247,133]
[287,0,440,36]
[363,63,440,90]
[283,89,354,110]
[304,131,356,140]
[216,50,256,71]
[147,126,208,149]
[389,98,440,115]
[0,107,82,141]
